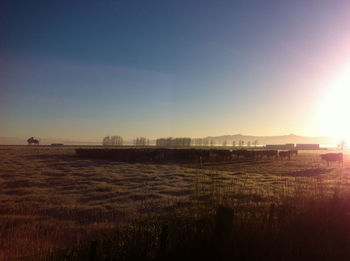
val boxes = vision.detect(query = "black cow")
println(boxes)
[290,149,298,156]
[266,150,278,158]
[279,151,291,160]
[321,153,343,166]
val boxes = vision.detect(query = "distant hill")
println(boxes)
[0,134,338,147]
[201,134,338,147]
[0,137,100,145]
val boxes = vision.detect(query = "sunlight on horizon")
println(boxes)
[318,64,350,143]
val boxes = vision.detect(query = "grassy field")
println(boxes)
[0,146,349,260]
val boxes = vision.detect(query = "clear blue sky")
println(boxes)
[1,0,350,140]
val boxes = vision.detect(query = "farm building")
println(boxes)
[296,144,320,150]
[285,143,295,150]
[265,144,295,150]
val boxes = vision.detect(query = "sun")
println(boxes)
[318,64,350,143]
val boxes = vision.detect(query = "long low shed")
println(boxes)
[75,148,279,163]
[76,148,211,163]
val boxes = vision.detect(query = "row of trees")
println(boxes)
[229,140,259,147]
[192,139,258,147]
[102,136,150,146]
[102,136,123,146]
[192,138,214,146]
[156,137,191,147]
[133,137,150,146]
[102,135,259,148]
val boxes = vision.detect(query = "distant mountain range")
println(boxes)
[0,134,339,146]
[202,134,338,146]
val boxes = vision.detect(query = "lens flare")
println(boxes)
[318,65,350,143]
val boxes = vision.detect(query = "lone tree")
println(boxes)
[27,137,39,145]
[222,140,227,147]
[253,140,258,148]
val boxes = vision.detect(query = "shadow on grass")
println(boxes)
[23,153,124,168]
[281,168,332,177]
[48,193,350,261]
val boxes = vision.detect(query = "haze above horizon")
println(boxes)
[1,0,350,141]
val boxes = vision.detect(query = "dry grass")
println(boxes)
[0,146,349,259]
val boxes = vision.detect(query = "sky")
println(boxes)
[1,0,350,141]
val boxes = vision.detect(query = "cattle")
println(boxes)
[208,149,233,162]
[320,153,343,166]
[279,151,291,160]
[232,150,247,160]
[290,149,298,156]
[231,149,278,160]
[265,150,278,158]
[242,150,256,159]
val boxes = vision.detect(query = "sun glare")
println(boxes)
[318,65,350,143]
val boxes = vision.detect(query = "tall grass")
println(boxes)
[2,148,350,260]
[41,170,350,261]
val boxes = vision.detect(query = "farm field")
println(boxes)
[0,146,349,259]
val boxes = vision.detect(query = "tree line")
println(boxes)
[156,137,191,147]
[102,135,259,148]
[102,136,123,146]
[133,137,150,146]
